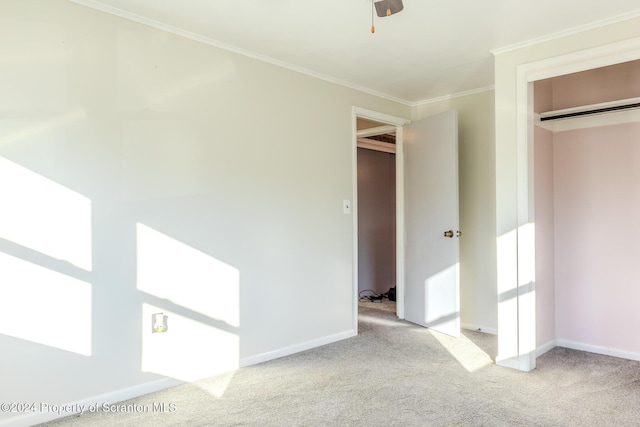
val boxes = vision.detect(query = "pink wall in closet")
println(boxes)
[553,122,640,353]
[535,61,640,357]
[534,125,556,349]
[551,59,640,110]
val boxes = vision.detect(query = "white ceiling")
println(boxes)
[70,0,640,105]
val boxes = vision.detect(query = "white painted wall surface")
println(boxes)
[0,1,410,424]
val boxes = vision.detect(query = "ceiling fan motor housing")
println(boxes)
[374,0,404,17]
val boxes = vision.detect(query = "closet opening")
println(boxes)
[532,58,640,362]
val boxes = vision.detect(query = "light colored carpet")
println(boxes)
[42,303,640,426]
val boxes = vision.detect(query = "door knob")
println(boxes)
[444,230,454,238]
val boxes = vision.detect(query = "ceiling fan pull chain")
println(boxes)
[371,0,375,33]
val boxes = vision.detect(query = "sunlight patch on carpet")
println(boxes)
[194,370,237,398]
[359,313,409,328]
[429,329,493,372]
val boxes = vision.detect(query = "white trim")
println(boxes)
[357,125,397,138]
[496,357,523,371]
[533,113,556,132]
[536,339,557,357]
[352,108,410,127]
[395,125,405,319]
[412,86,495,108]
[556,339,640,362]
[523,37,640,83]
[357,138,396,154]
[0,378,182,427]
[491,10,640,55]
[461,323,497,335]
[539,96,640,119]
[351,111,361,333]
[536,108,640,132]
[239,330,356,367]
[536,97,640,132]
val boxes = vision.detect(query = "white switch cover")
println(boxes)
[343,200,351,214]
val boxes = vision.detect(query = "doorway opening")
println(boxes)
[351,107,461,337]
[351,108,409,333]
[356,117,397,315]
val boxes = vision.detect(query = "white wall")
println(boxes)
[0,1,410,424]
[414,90,497,333]
[494,15,640,369]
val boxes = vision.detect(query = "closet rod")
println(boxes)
[541,102,640,121]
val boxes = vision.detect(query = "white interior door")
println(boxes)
[403,110,460,337]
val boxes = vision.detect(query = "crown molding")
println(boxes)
[491,10,640,56]
[68,0,415,106]
[411,85,495,108]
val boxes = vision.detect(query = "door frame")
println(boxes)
[351,107,410,333]
[509,36,640,371]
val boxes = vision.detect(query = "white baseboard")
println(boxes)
[461,323,497,335]
[536,339,557,357]
[0,378,183,427]
[556,339,640,362]
[240,329,357,367]
[2,330,357,427]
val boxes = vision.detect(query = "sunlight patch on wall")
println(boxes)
[0,156,92,270]
[517,222,536,356]
[0,109,87,147]
[136,223,239,327]
[0,252,91,355]
[517,222,536,288]
[429,330,493,373]
[141,304,239,383]
[424,263,459,330]
[497,228,518,363]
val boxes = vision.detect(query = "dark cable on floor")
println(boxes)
[359,289,385,302]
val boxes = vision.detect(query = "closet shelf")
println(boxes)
[539,97,640,121]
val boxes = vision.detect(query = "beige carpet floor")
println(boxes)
[42,302,640,426]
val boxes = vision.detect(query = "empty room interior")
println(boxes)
[2,0,640,425]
